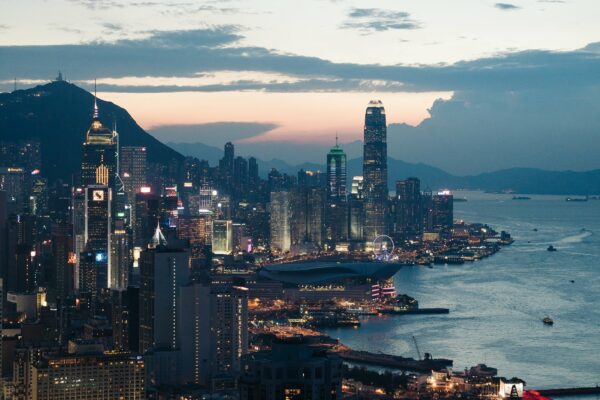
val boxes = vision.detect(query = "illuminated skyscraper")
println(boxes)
[84,185,111,289]
[81,95,117,189]
[325,138,348,243]
[212,220,233,255]
[121,146,147,195]
[432,191,454,233]
[110,222,131,290]
[269,191,291,253]
[362,100,388,242]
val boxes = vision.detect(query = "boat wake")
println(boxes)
[556,230,593,245]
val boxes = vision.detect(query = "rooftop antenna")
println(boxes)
[335,131,339,147]
[114,118,125,193]
[93,79,99,119]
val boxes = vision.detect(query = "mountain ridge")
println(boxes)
[169,141,600,195]
[0,80,183,183]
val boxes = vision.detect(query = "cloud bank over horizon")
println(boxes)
[2,21,600,173]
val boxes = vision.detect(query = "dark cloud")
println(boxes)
[102,23,123,31]
[494,3,520,10]
[386,84,600,174]
[342,8,421,33]
[3,27,599,95]
[2,28,600,172]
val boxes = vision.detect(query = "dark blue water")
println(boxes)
[325,191,600,390]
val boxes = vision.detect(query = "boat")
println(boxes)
[569,280,575,283]
[565,197,588,202]
[543,316,554,325]
[533,228,538,232]
[512,196,531,200]
[547,245,557,252]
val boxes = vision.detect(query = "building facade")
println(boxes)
[362,100,388,243]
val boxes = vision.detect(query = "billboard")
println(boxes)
[500,381,524,399]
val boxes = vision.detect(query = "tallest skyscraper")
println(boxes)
[362,100,388,242]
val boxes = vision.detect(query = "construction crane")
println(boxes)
[412,336,422,361]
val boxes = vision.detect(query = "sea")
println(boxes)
[323,191,600,394]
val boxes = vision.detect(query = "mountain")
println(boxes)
[167,142,323,176]
[166,140,600,194]
[0,80,183,183]
[456,168,600,195]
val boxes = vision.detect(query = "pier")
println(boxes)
[339,349,452,372]
[535,386,600,397]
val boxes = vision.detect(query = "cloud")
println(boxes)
[4,27,599,95]
[2,27,600,172]
[494,3,520,10]
[149,122,278,144]
[102,23,123,31]
[67,0,125,10]
[342,8,421,33]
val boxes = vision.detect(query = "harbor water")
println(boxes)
[324,191,600,390]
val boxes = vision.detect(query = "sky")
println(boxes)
[1,0,600,173]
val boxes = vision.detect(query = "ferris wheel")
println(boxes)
[372,235,394,261]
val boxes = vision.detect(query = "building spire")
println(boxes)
[335,132,339,147]
[150,221,167,248]
[93,79,99,119]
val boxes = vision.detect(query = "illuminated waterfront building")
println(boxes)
[362,100,388,243]
[432,190,454,232]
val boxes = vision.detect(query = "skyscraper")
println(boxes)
[81,96,117,189]
[84,185,111,289]
[269,191,291,253]
[432,191,454,233]
[362,100,388,243]
[179,279,249,387]
[138,236,190,354]
[212,219,233,255]
[325,139,348,243]
[110,222,131,290]
[395,178,422,240]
